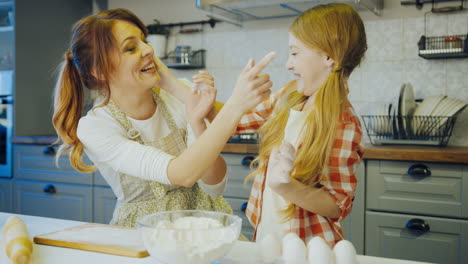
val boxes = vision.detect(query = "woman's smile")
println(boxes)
[141,61,156,74]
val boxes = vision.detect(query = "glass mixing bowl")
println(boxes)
[137,210,242,264]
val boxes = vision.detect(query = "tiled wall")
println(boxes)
[110,0,468,146]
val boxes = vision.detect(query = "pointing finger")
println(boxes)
[249,52,276,78]
[242,58,254,73]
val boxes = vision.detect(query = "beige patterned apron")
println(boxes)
[105,90,232,228]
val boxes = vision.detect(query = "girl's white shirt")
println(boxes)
[76,89,227,201]
[256,108,307,242]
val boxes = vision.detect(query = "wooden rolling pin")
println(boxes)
[2,216,32,264]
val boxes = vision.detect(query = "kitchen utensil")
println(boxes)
[33,223,148,258]
[369,103,392,136]
[400,83,416,136]
[137,210,241,264]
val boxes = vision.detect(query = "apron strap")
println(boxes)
[106,88,180,143]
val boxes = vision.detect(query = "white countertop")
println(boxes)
[0,212,429,264]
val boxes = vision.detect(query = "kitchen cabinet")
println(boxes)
[366,211,468,264]
[365,160,468,264]
[93,170,117,224]
[13,179,92,222]
[11,143,114,223]
[0,178,11,212]
[222,153,256,240]
[93,186,116,224]
[340,162,365,254]
[13,144,92,185]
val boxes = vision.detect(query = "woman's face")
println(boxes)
[108,21,160,92]
[286,33,333,96]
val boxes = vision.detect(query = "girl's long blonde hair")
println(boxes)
[248,3,367,219]
[52,9,148,172]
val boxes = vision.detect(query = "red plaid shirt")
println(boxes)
[238,83,364,247]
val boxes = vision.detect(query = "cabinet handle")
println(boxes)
[407,164,431,177]
[406,218,430,233]
[241,156,256,168]
[43,184,56,194]
[240,202,248,213]
[43,146,56,155]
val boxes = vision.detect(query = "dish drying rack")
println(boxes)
[361,115,457,146]
[417,10,468,59]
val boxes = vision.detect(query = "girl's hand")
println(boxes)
[266,141,296,191]
[185,71,217,124]
[225,52,276,113]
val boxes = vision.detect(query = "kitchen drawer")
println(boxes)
[366,160,468,218]
[93,187,117,224]
[0,179,12,213]
[225,197,254,241]
[13,144,92,185]
[365,211,468,264]
[13,179,92,222]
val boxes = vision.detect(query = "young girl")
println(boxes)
[52,8,275,227]
[238,3,366,247]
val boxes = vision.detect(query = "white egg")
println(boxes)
[282,233,307,264]
[259,233,282,263]
[333,240,357,264]
[307,236,334,264]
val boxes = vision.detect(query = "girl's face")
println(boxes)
[108,21,160,93]
[286,33,334,96]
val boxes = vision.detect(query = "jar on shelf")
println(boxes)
[444,36,462,49]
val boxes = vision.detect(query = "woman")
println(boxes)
[237,3,367,247]
[52,8,275,227]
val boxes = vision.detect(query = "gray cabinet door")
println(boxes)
[225,197,254,241]
[13,180,92,222]
[366,211,468,264]
[0,179,12,212]
[222,153,255,199]
[340,161,365,254]
[366,160,467,218]
[93,187,117,224]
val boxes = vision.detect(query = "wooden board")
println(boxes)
[33,223,149,258]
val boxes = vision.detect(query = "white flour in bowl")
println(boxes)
[142,216,238,264]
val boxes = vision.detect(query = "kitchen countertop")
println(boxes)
[221,143,468,164]
[0,212,429,264]
[11,136,468,163]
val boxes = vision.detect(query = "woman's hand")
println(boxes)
[154,56,177,89]
[186,71,217,125]
[225,52,276,113]
[154,56,192,103]
[266,141,296,192]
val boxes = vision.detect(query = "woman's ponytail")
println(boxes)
[52,50,95,173]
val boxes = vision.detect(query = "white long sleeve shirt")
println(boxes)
[77,89,227,201]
